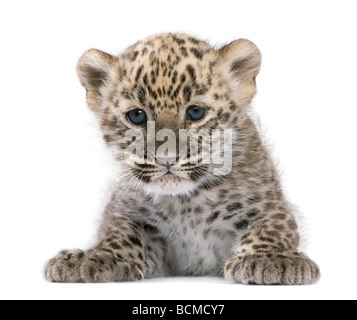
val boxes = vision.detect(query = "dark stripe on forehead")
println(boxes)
[186,65,196,81]
[135,65,144,82]
[183,85,192,102]
[136,85,146,105]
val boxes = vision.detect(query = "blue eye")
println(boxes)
[127,108,147,125]
[186,105,206,121]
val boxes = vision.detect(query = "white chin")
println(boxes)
[143,174,197,196]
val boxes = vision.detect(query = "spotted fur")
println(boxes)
[45,33,320,284]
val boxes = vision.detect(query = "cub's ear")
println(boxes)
[218,39,262,107]
[76,49,116,111]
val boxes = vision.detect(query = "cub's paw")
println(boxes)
[45,249,85,282]
[44,249,144,283]
[225,251,320,285]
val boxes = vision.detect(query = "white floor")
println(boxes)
[2,271,354,300]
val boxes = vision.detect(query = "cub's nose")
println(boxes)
[156,156,178,170]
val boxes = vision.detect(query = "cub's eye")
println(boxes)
[126,108,147,125]
[186,105,206,122]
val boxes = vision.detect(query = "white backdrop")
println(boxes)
[1,0,356,300]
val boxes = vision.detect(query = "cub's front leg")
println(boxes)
[45,221,146,283]
[225,212,320,285]
[45,247,144,283]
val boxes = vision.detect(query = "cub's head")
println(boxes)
[77,33,261,196]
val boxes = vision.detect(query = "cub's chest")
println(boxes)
[157,203,244,275]
[138,191,248,275]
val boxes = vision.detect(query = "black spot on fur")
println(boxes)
[186,65,196,81]
[147,86,158,100]
[226,202,243,212]
[246,208,260,218]
[190,47,204,59]
[150,70,156,85]
[252,244,269,250]
[122,240,133,249]
[180,46,188,57]
[143,73,149,85]
[188,37,200,45]
[155,211,168,221]
[207,211,220,224]
[103,134,114,143]
[229,102,238,111]
[173,36,186,45]
[172,83,182,99]
[157,87,162,97]
[110,242,122,250]
[135,65,144,82]
[142,47,148,56]
[172,71,178,84]
[131,51,139,61]
[116,253,124,261]
[128,236,142,247]
[234,220,249,230]
[144,224,160,234]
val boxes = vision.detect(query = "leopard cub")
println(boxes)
[45,33,320,284]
